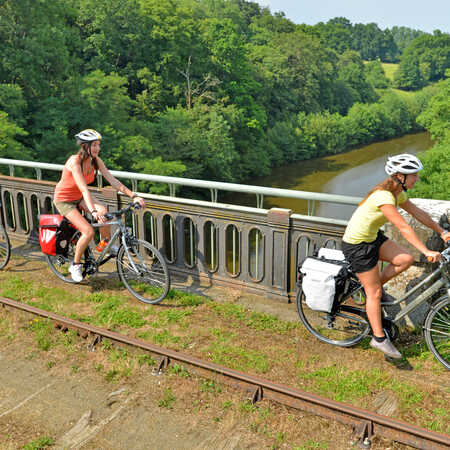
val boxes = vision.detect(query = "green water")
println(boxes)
[227,132,434,220]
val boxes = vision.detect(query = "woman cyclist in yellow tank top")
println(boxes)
[342,154,450,359]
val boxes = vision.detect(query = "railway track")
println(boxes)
[1,295,449,449]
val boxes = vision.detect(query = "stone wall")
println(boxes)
[384,198,450,262]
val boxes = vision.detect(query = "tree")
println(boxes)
[410,74,450,200]
[337,51,378,104]
[0,0,80,99]
[410,142,450,200]
[417,75,450,141]
[394,32,450,90]
[0,112,29,159]
[365,61,389,88]
[315,17,352,54]
[0,84,27,126]
[390,26,424,55]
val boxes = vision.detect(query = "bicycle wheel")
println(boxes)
[0,224,11,270]
[117,238,170,304]
[46,231,93,283]
[296,288,370,347]
[424,295,450,370]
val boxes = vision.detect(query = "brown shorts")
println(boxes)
[53,199,82,217]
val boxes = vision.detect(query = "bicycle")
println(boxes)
[0,197,11,270]
[296,245,450,369]
[45,203,170,304]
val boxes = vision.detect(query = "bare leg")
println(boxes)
[378,239,414,285]
[65,208,94,264]
[79,200,110,240]
[356,265,384,337]
[357,239,414,338]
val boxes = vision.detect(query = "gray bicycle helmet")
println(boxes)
[75,129,102,145]
[385,153,423,176]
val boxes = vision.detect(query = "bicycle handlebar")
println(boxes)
[102,203,141,222]
[426,241,450,262]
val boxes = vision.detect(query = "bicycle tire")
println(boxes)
[296,287,370,347]
[423,295,450,370]
[0,224,11,270]
[117,238,170,304]
[46,231,93,283]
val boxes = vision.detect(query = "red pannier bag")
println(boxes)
[39,214,75,256]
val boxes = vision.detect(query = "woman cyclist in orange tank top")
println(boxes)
[53,129,145,282]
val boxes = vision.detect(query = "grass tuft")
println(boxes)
[159,388,176,408]
[23,436,54,450]
[27,318,53,351]
[207,341,270,373]
[94,298,146,328]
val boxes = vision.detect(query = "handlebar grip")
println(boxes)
[133,203,142,210]
[104,213,114,221]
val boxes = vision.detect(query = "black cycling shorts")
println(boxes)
[341,230,388,274]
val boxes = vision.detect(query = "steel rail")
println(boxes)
[0,157,362,206]
[1,296,449,449]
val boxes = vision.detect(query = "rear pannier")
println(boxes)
[39,214,75,256]
[300,253,348,312]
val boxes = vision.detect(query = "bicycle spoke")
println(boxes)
[117,239,170,304]
[424,297,450,369]
[0,226,10,269]
[45,232,86,283]
[426,328,450,338]
[297,293,369,346]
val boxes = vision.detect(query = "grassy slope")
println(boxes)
[0,253,449,441]
[381,62,399,81]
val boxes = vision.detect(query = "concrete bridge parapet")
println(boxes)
[1,169,447,304]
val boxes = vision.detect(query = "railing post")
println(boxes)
[267,208,292,301]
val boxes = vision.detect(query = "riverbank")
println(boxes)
[228,132,433,218]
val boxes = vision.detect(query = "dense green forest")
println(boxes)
[0,0,449,190]
[410,71,450,200]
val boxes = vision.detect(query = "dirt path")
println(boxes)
[0,340,235,450]
[0,337,366,450]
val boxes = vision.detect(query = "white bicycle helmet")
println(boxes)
[385,153,423,176]
[75,129,102,144]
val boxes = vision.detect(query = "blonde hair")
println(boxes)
[360,176,400,205]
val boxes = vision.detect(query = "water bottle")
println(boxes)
[96,238,109,252]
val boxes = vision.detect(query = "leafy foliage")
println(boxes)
[0,0,447,185]
[411,74,450,200]
[394,32,450,90]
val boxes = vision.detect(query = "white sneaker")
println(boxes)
[69,263,83,282]
[370,337,402,359]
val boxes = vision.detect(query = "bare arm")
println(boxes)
[380,204,434,256]
[400,199,448,240]
[96,157,146,208]
[67,157,96,213]
[96,157,133,196]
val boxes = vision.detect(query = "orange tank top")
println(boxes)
[54,159,95,202]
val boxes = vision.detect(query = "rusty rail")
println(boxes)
[1,296,449,449]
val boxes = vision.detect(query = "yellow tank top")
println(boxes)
[343,190,408,244]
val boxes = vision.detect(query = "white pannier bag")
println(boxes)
[317,248,345,261]
[300,257,346,312]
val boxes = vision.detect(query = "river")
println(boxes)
[228,132,434,220]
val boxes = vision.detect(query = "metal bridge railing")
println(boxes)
[0,158,362,218]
